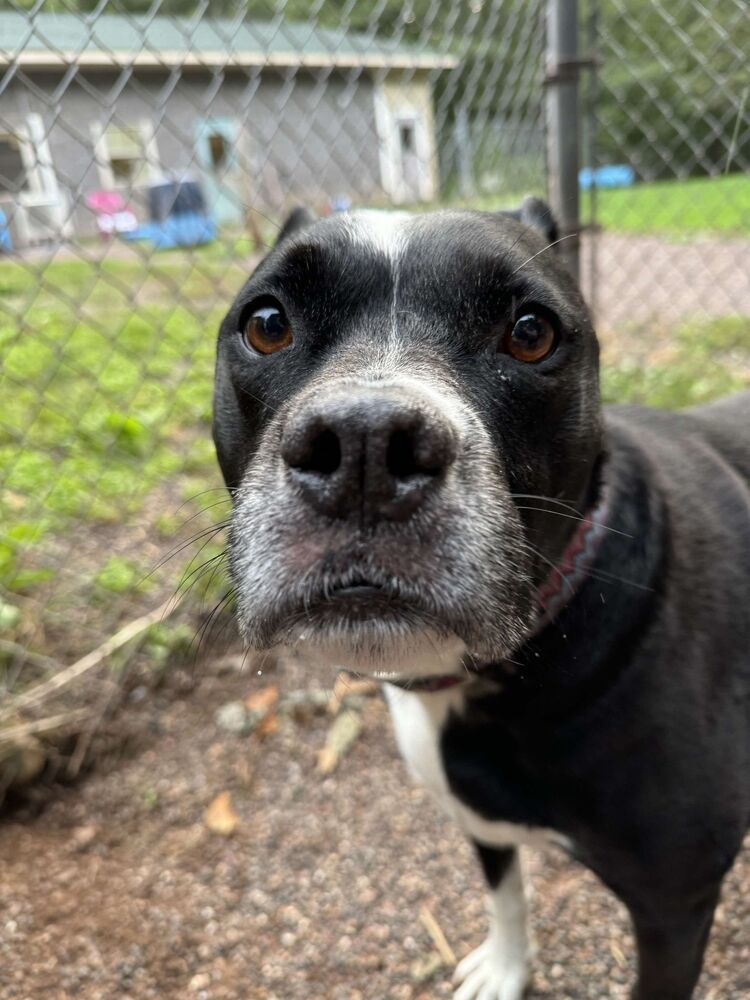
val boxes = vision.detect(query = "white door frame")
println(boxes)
[374,86,431,204]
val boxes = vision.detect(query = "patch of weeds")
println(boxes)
[601,315,749,409]
[142,787,159,811]
[0,521,54,592]
[154,513,182,538]
[93,556,152,596]
[143,621,195,666]
[601,356,744,409]
[676,315,750,356]
[0,600,21,631]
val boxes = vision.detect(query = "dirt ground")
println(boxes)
[1,653,749,1000]
[581,232,750,332]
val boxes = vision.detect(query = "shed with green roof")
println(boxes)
[0,11,457,245]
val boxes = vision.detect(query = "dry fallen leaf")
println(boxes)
[317,709,363,774]
[256,712,279,738]
[203,791,239,836]
[244,684,279,715]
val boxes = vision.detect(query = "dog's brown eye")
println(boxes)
[242,305,293,355]
[502,313,556,363]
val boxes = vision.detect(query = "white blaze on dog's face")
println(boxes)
[213,206,601,678]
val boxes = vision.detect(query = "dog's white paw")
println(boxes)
[452,937,530,1000]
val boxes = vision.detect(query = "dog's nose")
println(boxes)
[281,389,457,523]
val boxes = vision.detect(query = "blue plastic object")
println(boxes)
[124,178,216,248]
[124,212,216,249]
[579,164,636,190]
[0,209,12,252]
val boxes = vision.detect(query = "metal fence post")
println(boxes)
[545,0,581,282]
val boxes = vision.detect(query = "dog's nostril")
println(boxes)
[387,428,420,479]
[386,427,441,480]
[294,428,341,475]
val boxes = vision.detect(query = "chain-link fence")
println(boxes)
[0,0,549,782]
[582,0,749,338]
[0,0,747,783]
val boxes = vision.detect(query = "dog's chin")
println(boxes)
[237,575,536,679]
[284,621,468,681]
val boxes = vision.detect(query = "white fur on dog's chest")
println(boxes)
[384,683,570,852]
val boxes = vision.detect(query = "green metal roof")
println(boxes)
[0,11,458,71]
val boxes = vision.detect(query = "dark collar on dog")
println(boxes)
[387,484,612,694]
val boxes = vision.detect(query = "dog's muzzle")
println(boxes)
[280,384,458,526]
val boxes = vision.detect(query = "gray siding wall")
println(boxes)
[1,67,383,241]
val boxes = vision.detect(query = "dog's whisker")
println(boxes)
[510,493,583,513]
[191,587,236,659]
[521,540,578,600]
[236,382,282,414]
[144,522,230,584]
[174,486,236,512]
[563,564,654,593]
[509,232,578,276]
[515,505,633,538]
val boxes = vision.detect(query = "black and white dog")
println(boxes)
[212,201,750,1000]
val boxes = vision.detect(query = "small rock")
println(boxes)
[281,689,330,722]
[189,971,211,991]
[71,825,99,852]
[214,701,252,735]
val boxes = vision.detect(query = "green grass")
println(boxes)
[586,174,750,237]
[430,173,750,238]
[0,242,251,604]
[601,315,750,409]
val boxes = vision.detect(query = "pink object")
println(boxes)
[86,190,128,213]
[85,190,138,238]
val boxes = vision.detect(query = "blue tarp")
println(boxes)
[124,212,216,249]
[0,209,12,252]
[579,164,636,190]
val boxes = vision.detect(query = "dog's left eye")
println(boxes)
[501,313,557,363]
[241,303,293,355]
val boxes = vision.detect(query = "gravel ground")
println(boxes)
[1,655,749,1000]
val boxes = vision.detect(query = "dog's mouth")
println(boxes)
[329,580,384,600]
[307,575,423,623]
[326,577,392,604]
[272,570,471,679]
[255,564,451,650]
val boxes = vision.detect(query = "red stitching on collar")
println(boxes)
[534,485,610,630]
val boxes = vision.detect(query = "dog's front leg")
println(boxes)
[453,844,532,1000]
[629,888,720,1000]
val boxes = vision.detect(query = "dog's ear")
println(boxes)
[276,206,316,246]
[500,196,558,245]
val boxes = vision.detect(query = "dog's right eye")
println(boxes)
[240,302,293,355]
[501,312,557,363]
